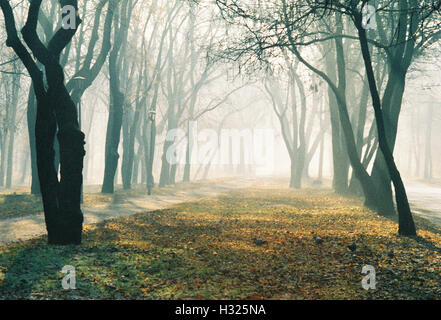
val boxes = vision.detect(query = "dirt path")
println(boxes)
[0,179,255,245]
[2,178,441,244]
[406,180,441,228]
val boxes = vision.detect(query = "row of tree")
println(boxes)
[0,0,251,244]
[211,0,441,235]
[0,0,440,244]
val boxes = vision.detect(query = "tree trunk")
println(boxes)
[289,159,303,189]
[101,33,125,194]
[424,104,433,180]
[122,97,143,189]
[5,121,15,189]
[324,46,350,194]
[101,89,124,194]
[183,122,192,183]
[5,71,19,189]
[36,85,85,245]
[19,151,29,185]
[170,164,177,185]
[0,134,5,187]
[121,110,131,189]
[370,71,406,216]
[349,77,370,195]
[0,0,102,245]
[159,115,175,187]
[358,26,416,236]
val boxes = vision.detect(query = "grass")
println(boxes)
[0,193,44,219]
[0,182,201,219]
[0,187,441,299]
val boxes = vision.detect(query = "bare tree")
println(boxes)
[0,0,88,244]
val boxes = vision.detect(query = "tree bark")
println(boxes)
[357,25,416,236]
[0,0,87,244]
[101,2,127,194]
[101,85,124,194]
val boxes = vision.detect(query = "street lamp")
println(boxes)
[72,76,86,203]
[148,110,156,122]
[147,109,156,195]
[72,76,86,129]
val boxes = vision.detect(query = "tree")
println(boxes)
[264,60,307,188]
[214,0,379,209]
[102,0,135,194]
[0,60,21,188]
[306,0,440,235]
[122,0,180,193]
[213,0,441,235]
[0,0,86,244]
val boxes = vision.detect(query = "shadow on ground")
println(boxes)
[0,240,98,299]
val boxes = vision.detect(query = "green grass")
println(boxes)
[0,182,208,220]
[0,193,43,219]
[1,187,441,300]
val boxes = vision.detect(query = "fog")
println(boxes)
[0,0,440,232]
[2,0,441,301]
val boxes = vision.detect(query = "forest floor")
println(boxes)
[1,181,441,299]
[0,178,255,244]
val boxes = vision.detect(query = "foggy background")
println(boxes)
[0,0,440,191]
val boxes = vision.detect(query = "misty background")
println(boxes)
[0,0,440,194]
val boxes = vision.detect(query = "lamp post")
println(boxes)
[147,109,156,195]
[148,110,156,122]
[73,76,86,203]
[73,76,86,129]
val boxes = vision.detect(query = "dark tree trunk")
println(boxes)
[324,46,350,194]
[101,88,124,194]
[358,26,416,236]
[122,97,143,190]
[349,77,370,196]
[0,0,114,244]
[328,32,378,207]
[290,39,379,208]
[36,89,85,245]
[101,10,125,194]
[370,71,406,216]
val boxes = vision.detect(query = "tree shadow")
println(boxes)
[413,236,441,254]
[0,238,94,299]
[382,212,441,254]
[0,193,43,219]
